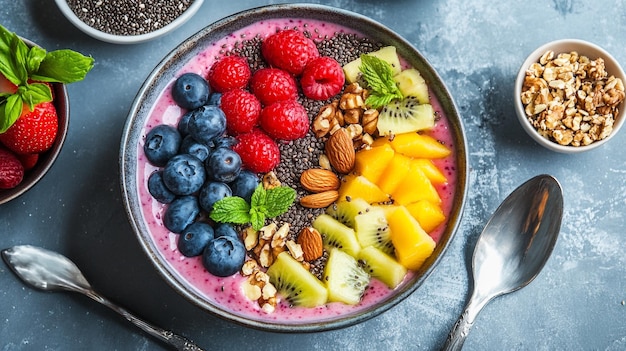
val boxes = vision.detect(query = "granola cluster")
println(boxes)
[521,50,625,146]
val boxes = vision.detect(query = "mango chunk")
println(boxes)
[390,132,451,159]
[406,200,446,233]
[391,165,441,206]
[354,143,395,184]
[376,153,412,195]
[411,158,447,184]
[338,174,390,204]
[387,206,436,270]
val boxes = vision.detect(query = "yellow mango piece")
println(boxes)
[376,153,412,194]
[390,132,451,159]
[391,165,441,205]
[411,159,447,184]
[354,143,395,184]
[388,206,436,270]
[338,175,390,204]
[406,200,446,233]
[370,136,393,148]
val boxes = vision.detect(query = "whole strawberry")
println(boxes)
[259,100,309,141]
[249,68,298,105]
[261,30,319,76]
[208,55,251,93]
[0,147,24,189]
[301,57,345,101]
[0,102,58,154]
[220,89,261,135]
[233,129,280,173]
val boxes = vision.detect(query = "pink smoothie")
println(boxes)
[136,18,458,324]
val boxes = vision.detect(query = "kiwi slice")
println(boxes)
[354,206,395,256]
[323,248,370,305]
[358,246,407,289]
[326,198,371,228]
[267,251,328,307]
[376,96,435,136]
[312,214,361,257]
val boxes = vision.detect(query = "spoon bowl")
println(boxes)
[443,175,563,350]
[2,245,205,351]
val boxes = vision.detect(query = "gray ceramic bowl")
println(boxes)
[0,39,70,205]
[120,4,468,332]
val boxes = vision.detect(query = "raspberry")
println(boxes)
[220,89,261,135]
[261,30,320,76]
[233,129,280,173]
[301,57,345,101]
[207,56,251,93]
[0,148,24,189]
[259,100,309,141]
[249,68,298,105]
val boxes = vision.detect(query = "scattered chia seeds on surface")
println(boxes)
[67,0,194,36]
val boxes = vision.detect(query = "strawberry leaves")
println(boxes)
[0,25,94,133]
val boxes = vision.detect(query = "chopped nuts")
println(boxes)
[521,50,625,146]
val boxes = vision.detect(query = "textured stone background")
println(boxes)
[1,1,625,350]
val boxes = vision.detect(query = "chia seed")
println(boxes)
[67,0,194,36]
[222,28,382,273]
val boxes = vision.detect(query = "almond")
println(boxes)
[300,168,340,193]
[325,127,355,174]
[297,227,324,261]
[299,190,339,208]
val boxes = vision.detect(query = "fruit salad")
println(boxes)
[137,18,458,323]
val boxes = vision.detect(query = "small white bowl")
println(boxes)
[514,39,626,153]
[54,0,204,44]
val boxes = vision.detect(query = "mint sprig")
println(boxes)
[210,185,297,230]
[0,25,95,133]
[359,54,403,109]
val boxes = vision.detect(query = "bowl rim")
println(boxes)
[119,3,468,332]
[514,38,626,153]
[53,0,204,44]
[0,39,70,205]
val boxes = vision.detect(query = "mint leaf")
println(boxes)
[264,186,297,217]
[360,54,403,109]
[25,46,46,75]
[18,83,52,110]
[250,184,267,209]
[210,196,251,224]
[0,94,23,133]
[249,207,265,231]
[31,50,95,83]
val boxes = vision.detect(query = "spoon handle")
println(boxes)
[83,289,205,351]
[441,294,488,351]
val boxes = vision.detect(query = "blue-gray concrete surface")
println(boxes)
[1,1,625,350]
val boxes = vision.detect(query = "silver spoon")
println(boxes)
[442,174,563,350]
[2,245,205,351]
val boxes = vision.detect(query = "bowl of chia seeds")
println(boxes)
[54,0,204,44]
[120,4,468,331]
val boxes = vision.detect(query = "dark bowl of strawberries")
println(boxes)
[0,28,93,204]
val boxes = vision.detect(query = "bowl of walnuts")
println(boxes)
[514,39,626,153]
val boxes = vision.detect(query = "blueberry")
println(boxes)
[214,223,239,240]
[163,154,206,195]
[177,111,193,136]
[202,236,246,277]
[144,124,181,167]
[229,170,259,203]
[178,222,214,257]
[147,171,176,204]
[188,106,227,145]
[199,181,232,212]
[164,196,200,233]
[212,135,237,150]
[179,135,211,162]
[172,73,210,110]
[207,147,242,183]
[207,92,222,106]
